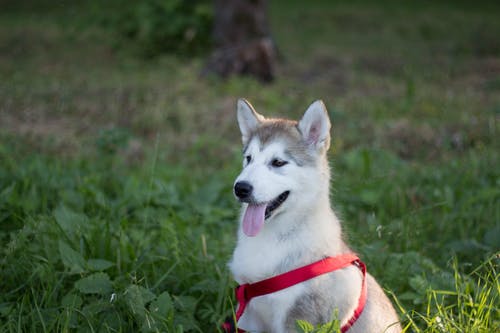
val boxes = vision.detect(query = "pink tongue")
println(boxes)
[242,203,267,237]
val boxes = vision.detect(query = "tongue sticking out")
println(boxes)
[242,203,267,237]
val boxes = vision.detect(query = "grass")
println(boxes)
[0,0,499,332]
[0,143,236,332]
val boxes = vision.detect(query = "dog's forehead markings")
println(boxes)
[243,136,261,155]
[247,119,302,154]
[242,118,316,166]
[254,119,300,146]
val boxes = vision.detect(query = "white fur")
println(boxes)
[229,100,402,333]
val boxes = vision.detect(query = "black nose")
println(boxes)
[234,181,253,200]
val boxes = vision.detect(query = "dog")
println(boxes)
[227,99,402,333]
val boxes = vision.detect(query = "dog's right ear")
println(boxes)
[237,99,264,145]
[298,100,331,152]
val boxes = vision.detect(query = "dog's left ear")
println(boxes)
[298,100,331,152]
[237,99,264,145]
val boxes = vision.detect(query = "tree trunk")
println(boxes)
[204,0,277,82]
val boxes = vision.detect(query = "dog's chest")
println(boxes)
[230,234,288,283]
[229,217,335,283]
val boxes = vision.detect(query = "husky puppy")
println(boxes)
[228,99,402,333]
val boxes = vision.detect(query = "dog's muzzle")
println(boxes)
[234,181,253,202]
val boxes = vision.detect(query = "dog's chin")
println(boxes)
[264,191,290,220]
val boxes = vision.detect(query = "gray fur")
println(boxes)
[244,120,317,167]
[285,291,331,330]
[284,273,402,333]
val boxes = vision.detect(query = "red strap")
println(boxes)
[231,253,366,333]
[340,259,366,333]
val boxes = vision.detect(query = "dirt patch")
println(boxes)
[383,117,497,160]
[357,55,404,77]
[384,119,439,159]
[298,55,350,94]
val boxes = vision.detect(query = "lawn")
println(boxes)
[0,0,499,332]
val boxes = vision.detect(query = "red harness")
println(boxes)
[223,253,367,333]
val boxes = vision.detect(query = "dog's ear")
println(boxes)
[298,100,331,152]
[237,99,264,145]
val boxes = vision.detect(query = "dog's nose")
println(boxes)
[234,181,253,200]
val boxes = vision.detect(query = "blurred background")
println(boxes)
[0,0,499,331]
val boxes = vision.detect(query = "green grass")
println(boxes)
[1,0,499,332]
[0,142,236,332]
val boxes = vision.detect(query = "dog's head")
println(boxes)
[233,99,331,237]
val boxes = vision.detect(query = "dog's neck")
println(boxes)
[270,194,344,250]
[233,188,347,281]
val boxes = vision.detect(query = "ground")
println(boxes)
[0,0,499,332]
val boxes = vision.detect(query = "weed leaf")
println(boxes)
[359,189,380,206]
[54,205,88,238]
[61,293,83,308]
[173,295,199,330]
[124,284,156,319]
[87,258,114,271]
[75,272,113,294]
[149,291,174,318]
[296,320,315,332]
[145,292,175,331]
[58,240,86,274]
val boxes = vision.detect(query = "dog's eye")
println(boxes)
[245,155,252,163]
[271,158,288,167]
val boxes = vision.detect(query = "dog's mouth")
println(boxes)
[265,191,290,219]
[242,191,290,237]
